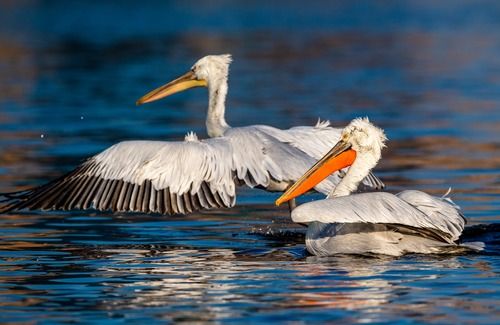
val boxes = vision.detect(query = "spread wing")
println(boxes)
[291,191,465,243]
[1,139,236,214]
[0,127,337,215]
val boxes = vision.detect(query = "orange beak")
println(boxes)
[275,140,356,206]
[136,70,207,105]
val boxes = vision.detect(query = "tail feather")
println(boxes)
[360,172,385,191]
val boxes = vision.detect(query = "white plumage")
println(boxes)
[277,118,482,256]
[0,56,383,215]
[292,191,465,243]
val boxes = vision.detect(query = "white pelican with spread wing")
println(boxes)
[276,117,483,256]
[1,55,383,215]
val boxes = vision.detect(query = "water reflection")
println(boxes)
[1,0,500,323]
[0,210,498,322]
[4,241,495,323]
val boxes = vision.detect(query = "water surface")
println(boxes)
[0,1,499,323]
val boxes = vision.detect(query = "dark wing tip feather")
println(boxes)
[0,162,235,216]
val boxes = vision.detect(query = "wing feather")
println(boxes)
[255,123,384,190]
[170,192,179,214]
[175,192,185,214]
[163,188,172,214]
[225,127,338,194]
[292,191,464,243]
[81,176,99,209]
[141,179,151,212]
[1,123,382,215]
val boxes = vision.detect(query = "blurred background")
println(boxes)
[0,1,499,323]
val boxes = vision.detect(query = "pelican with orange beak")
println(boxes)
[276,117,483,256]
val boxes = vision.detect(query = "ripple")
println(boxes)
[0,0,500,323]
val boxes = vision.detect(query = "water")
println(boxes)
[1,1,499,323]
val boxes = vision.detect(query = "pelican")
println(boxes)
[276,117,483,256]
[0,55,383,215]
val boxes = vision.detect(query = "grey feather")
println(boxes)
[1,123,384,215]
[292,191,465,243]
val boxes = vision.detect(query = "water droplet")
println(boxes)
[80,116,84,120]
[40,134,45,138]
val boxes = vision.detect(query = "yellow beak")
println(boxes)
[275,140,356,206]
[136,71,207,105]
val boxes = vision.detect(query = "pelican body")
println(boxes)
[276,118,483,256]
[0,55,383,215]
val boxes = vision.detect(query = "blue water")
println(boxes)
[0,1,499,323]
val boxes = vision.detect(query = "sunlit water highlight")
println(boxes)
[0,1,499,323]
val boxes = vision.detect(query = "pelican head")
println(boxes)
[136,54,232,105]
[339,117,387,155]
[276,117,387,205]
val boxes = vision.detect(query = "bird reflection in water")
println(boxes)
[88,246,475,323]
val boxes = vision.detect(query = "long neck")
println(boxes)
[328,150,380,198]
[206,79,230,137]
